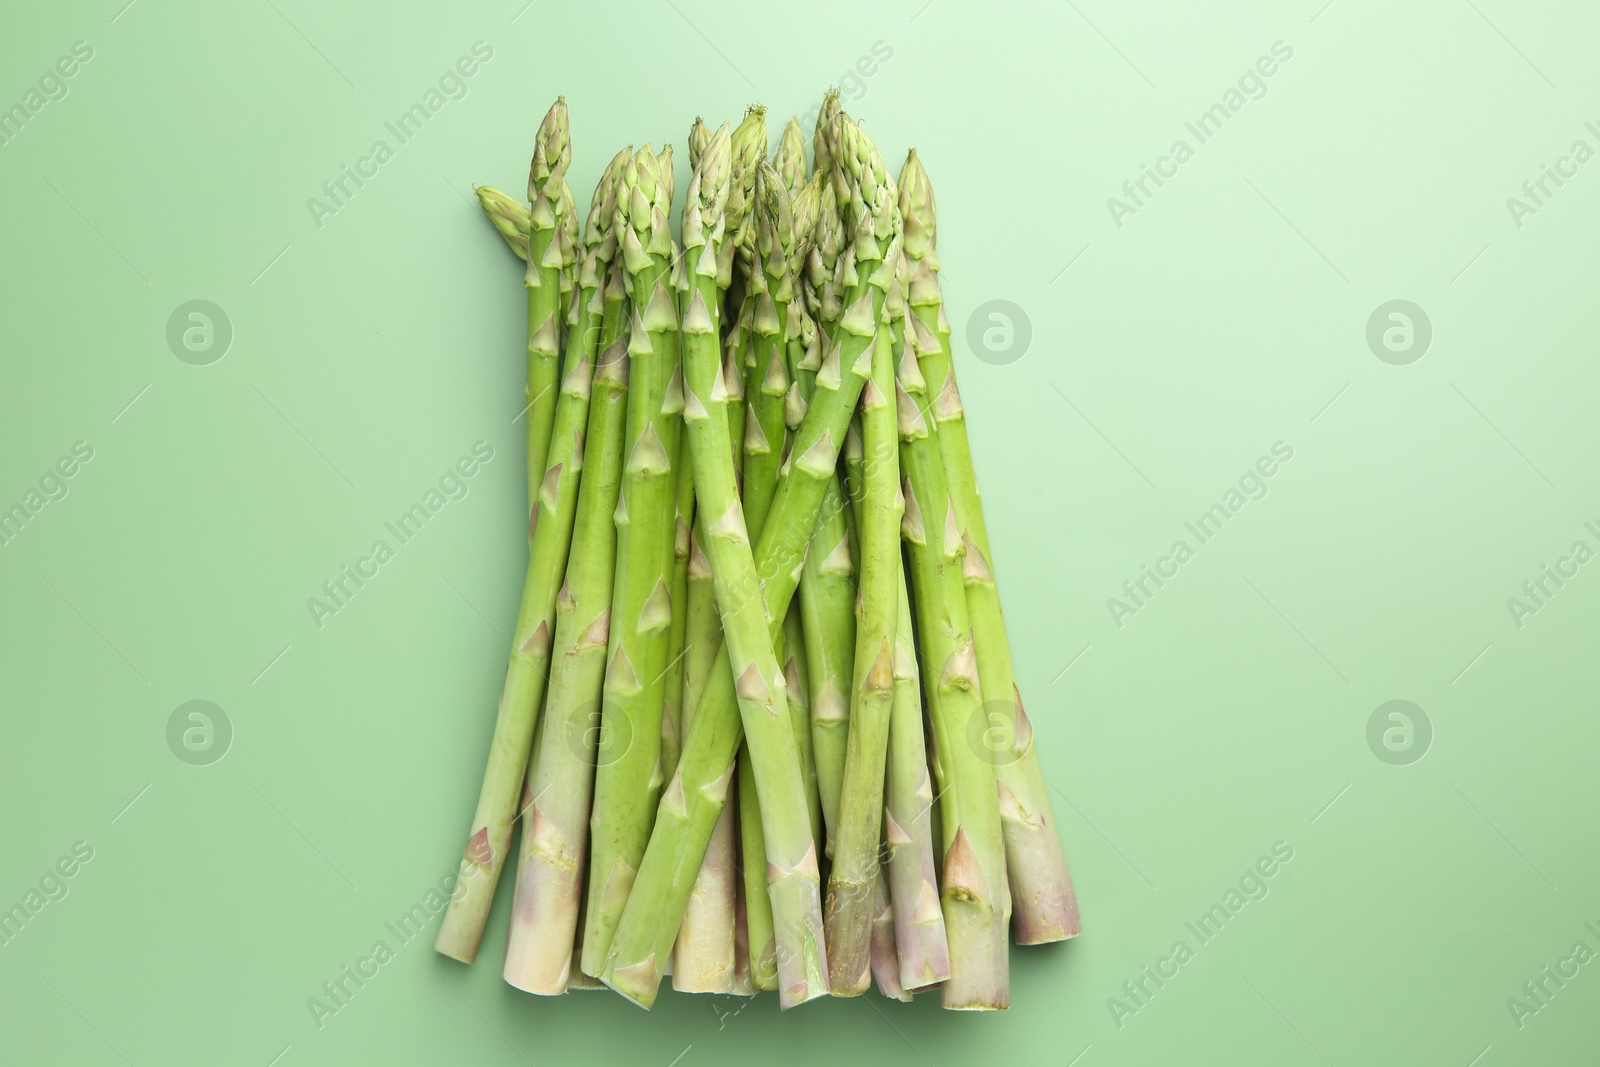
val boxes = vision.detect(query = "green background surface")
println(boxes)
[2,1,1596,1063]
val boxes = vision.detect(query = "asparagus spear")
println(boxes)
[896,291,1009,1010]
[673,108,772,992]
[794,148,854,860]
[824,320,898,993]
[433,104,577,963]
[582,144,683,976]
[601,116,899,1008]
[805,124,881,865]
[674,476,740,992]
[868,265,951,992]
[731,161,813,993]
[501,254,632,991]
[900,150,1080,944]
[780,185,827,863]
[735,751,775,990]
[801,490,854,855]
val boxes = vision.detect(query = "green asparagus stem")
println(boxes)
[672,112,769,988]
[671,502,726,986]
[883,559,950,992]
[601,116,898,1008]
[735,752,776,989]
[732,160,814,994]
[681,527,720,721]
[782,603,823,857]
[900,150,1079,944]
[501,253,632,991]
[675,441,740,992]
[433,103,577,964]
[801,490,854,855]
[583,143,683,977]
[896,293,1009,1011]
[662,434,696,785]
[824,321,898,994]
[723,318,748,484]
[870,267,951,992]
[802,123,870,866]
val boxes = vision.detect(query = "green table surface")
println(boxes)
[3,1,1596,1064]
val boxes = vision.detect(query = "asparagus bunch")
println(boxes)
[436,93,1080,1015]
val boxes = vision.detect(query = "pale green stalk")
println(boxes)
[671,503,721,985]
[825,320,898,994]
[735,752,775,990]
[674,460,740,992]
[896,307,1009,1010]
[731,161,810,994]
[674,113,769,991]
[502,257,632,991]
[681,526,720,719]
[583,144,683,977]
[900,150,1079,944]
[662,435,695,784]
[804,129,879,867]
[801,492,854,855]
[782,603,822,857]
[433,103,576,964]
[870,270,949,992]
